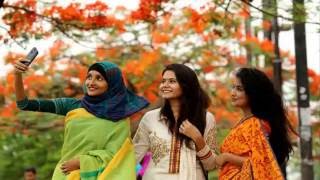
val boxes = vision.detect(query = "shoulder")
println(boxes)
[243,116,260,126]
[53,98,81,113]
[205,111,215,125]
[206,111,215,121]
[142,108,161,120]
[240,116,263,134]
[138,108,161,129]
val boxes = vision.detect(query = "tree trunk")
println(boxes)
[293,0,314,179]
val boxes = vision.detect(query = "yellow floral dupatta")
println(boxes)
[219,117,284,180]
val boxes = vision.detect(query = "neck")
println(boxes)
[169,99,181,120]
[233,107,253,127]
[241,107,253,118]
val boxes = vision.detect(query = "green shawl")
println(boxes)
[52,108,136,180]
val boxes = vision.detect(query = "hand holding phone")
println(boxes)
[20,47,38,66]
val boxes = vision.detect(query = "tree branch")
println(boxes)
[0,25,25,48]
[224,0,233,20]
[240,0,320,25]
[2,4,110,48]
[225,0,233,13]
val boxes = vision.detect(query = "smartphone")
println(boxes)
[20,47,38,66]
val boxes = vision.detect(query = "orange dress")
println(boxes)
[219,117,284,180]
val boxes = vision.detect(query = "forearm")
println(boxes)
[14,72,26,101]
[196,145,217,170]
[16,98,57,113]
[193,134,217,170]
[193,135,206,152]
[224,153,246,167]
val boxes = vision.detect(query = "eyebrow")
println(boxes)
[234,85,243,88]
[162,78,177,80]
[86,72,103,78]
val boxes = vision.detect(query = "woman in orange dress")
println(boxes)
[215,67,294,180]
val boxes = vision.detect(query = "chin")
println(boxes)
[164,96,181,101]
[87,92,98,96]
[231,102,240,107]
[160,95,172,99]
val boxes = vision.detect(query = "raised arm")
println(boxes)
[14,61,28,101]
[13,60,80,116]
[179,112,218,170]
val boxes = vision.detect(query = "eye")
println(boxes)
[236,85,244,91]
[160,79,166,84]
[169,78,177,84]
[86,74,92,80]
[97,76,104,81]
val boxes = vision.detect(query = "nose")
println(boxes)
[163,82,169,87]
[230,88,236,97]
[87,79,96,86]
[160,81,169,88]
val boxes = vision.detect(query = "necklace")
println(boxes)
[233,114,254,128]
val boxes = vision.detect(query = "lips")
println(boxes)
[88,87,97,91]
[161,90,172,93]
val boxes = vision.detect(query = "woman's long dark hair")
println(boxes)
[236,67,293,165]
[160,64,211,147]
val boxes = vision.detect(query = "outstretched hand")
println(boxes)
[60,159,80,175]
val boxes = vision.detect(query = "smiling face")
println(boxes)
[85,70,108,96]
[159,70,182,100]
[230,75,249,109]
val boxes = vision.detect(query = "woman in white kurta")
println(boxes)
[133,64,217,180]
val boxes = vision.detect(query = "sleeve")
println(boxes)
[132,112,151,163]
[16,97,80,116]
[79,120,136,179]
[235,118,284,180]
[196,112,218,170]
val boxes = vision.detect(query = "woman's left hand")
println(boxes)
[179,120,201,140]
[60,159,80,175]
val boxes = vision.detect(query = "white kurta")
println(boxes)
[133,108,217,180]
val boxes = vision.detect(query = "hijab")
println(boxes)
[81,61,149,121]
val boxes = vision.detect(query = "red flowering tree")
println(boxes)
[0,0,319,179]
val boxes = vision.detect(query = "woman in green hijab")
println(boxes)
[14,60,149,180]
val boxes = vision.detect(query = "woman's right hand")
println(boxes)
[14,60,28,101]
[215,153,246,168]
[14,60,29,74]
[215,154,227,167]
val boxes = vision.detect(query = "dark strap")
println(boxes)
[199,160,208,180]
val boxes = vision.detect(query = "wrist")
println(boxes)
[14,71,22,76]
[194,135,206,152]
[193,133,202,142]
[223,153,231,163]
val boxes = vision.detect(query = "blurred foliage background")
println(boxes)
[0,0,319,179]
